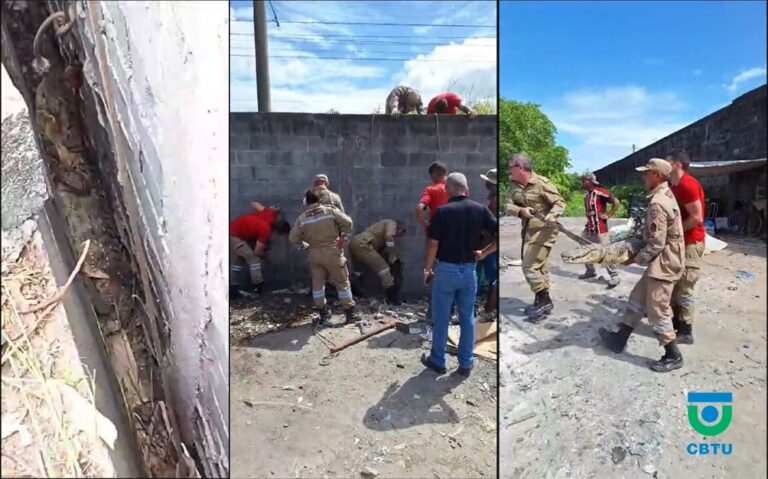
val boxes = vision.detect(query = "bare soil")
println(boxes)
[500,216,767,479]
[230,293,498,479]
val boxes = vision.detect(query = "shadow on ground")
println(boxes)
[363,369,467,431]
[244,324,315,351]
[507,292,661,370]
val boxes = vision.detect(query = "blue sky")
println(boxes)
[231,0,496,113]
[500,0,767,172]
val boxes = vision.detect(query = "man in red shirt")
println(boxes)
[667,149,706,344]
[415,161,453,320]
[229,202,290,299]
[579,172,621,288]
[426,92,478,117]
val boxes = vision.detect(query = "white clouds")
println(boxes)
[544,86,689,172]
[723,66,767,94]
[229,1,497,113]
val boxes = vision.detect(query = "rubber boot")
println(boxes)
[527,290,553,317]
[676,321,694,345]
[313,306,331,327]
[650,341,684,372]
[599,323,634,353]
[229,285,242,300]
[385,285,402,306]
[524,291,542,315]
[344,306,361,324]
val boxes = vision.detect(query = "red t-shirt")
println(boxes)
[584,186,614,234]
[670,173,706,244]
[420,180,449,221]
[230,208,277,244]
[427,92,463,114]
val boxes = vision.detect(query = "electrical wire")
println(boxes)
[231,32,495,40]
[231,37,495,47]
[231,47,494,56]
[230,19,495,28]
[229,53,494,63]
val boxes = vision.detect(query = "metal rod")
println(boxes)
[329,321,396,354]
[253,0,271,112]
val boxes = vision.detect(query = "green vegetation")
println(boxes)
[498,98,646,219]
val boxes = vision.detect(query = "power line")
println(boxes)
[232,32,495,40]
[231,19,495,28]
[267,0,280,27]
[230,53,495,63]
[231,47,495,56]
[231,37,495,47]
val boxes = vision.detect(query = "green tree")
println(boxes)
[498,98,572,201]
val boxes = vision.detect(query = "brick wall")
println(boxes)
[595,84,767,185]
[230,113,498,297]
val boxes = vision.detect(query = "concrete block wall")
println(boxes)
[595,84,767,185]
[230,113,498,297]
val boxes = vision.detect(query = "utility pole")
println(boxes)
[253,0,271,112]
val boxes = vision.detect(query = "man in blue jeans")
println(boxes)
[421,172,498,376]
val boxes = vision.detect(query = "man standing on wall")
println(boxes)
[311,174,345,212]
[385,85,425,117]
[426,92,478,118]
[229,202,291,299]
[422,172,497,376]
[579,172,621,288]
[349,219,407,305]
[667,149,706,344]
[505,153,565,320]
[599,158,686,372]
[289,189,360,326]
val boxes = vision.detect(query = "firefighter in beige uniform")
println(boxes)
[350,219,406,304]
[600,158,686,373]
[290,189,360,326]
[504,153,565,319]
[311,174,345,212]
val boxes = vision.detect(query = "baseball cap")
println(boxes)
[635,158,672,177]
[580,172,600,185]
[315,174,329,183]
[480,168,497,185]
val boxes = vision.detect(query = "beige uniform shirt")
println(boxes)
[312,185,345,212]
[289,204,353,250]
[354,219,398,258]
[505,173,565,245]
[633,182,685,281]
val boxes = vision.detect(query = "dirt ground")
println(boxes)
[499,216,767,479]
[230,293,498,479]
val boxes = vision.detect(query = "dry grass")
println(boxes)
[1,232,110,478]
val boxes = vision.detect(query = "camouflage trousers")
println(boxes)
[622,274,676,345]
[672,242,705,325]
[522,242,552,293]
[308,247,355,309]
[229,235,263,287]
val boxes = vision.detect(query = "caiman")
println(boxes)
[561,194,649,265]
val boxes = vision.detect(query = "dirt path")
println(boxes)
[230,296,497,479]
[500,216,767,479]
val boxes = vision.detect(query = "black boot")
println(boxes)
[385,285,402,306]
[650,341,684,372]
[344,306,361,324]
[599,323,633,353]
[527,290,554,317]
[313,306,331,327]
[254,282,264,295]
[671,307,681,332]
[677,322,694,345]
[229,285,242,300]
[523,291,542,315]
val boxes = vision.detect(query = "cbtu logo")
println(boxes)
[686,391,734,456]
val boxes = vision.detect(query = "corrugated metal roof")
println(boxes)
[688,158,766,176]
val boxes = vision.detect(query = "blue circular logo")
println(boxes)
[701,405,719,423]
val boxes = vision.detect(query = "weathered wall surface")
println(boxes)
[230,113,498,296]
[595,85,767,185]
[74,2,230,475]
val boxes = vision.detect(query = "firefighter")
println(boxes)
[350,219,407,305]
